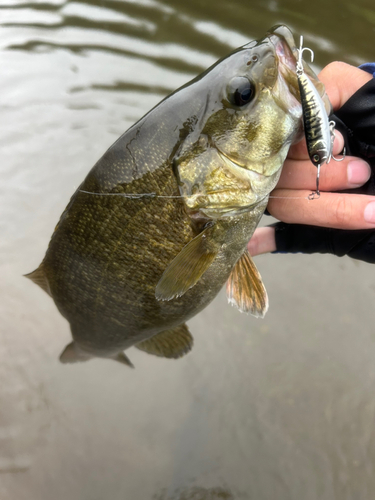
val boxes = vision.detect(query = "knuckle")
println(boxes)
[333,196,350,226]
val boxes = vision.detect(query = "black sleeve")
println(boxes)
[273,77,375,263]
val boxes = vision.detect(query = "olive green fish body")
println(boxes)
[40,174,265,358]
[27,26,327,365]
[39,84,257,357]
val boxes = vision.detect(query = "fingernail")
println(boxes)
[347,160,371,187]
[364,202,375,224]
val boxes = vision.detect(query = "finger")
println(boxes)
[287,64,371,161]
[276,156,371,191]
[267,191,375,230]
[248,227,276,256]
[288,130,345,161]
[319,62,373,110]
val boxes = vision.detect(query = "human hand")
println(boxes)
[248,62,375,258]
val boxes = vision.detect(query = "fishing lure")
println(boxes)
[296,36,344,199]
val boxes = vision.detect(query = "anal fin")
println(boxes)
[60,342,134,368]
[226,249,269,318]
[135,324,193,359]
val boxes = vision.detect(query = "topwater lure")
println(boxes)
[296,36,344,199]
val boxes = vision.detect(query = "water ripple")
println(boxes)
[0,8,61,25]
[2,25,216,73]
[193,20,251,48]
[61,2,156,31]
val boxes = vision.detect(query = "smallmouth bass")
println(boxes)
[26,26,329,366]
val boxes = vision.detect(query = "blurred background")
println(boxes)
[1,1,375,499]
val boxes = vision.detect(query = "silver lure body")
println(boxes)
[297,70,334,167]
[296,37,334,168]
[296,36,340,197]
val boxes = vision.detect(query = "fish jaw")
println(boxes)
[268,30,302,119]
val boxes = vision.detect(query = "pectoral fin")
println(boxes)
[226,250,269,318]
[135,324,193,359]
[155,224,218,301]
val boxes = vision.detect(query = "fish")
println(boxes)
[25,25,328,366]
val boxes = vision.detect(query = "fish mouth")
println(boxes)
[256,25,304,122]
[268,27,301,104]
[267,25,332,116]
[269,27,298,74]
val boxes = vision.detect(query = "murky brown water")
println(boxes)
[1,1,375,499]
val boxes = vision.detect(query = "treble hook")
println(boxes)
[329,120,347,162]
[308,163,321,200]
[296,36,314,74]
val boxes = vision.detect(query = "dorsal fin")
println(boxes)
[135,324,193,359]
[24,264,51,296]
[226,249,268,318]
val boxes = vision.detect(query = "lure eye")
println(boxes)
[313,154,320,164]
[227,77,254,107]
[311,151,327,166]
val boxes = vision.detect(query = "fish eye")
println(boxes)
[227,77,255,107]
